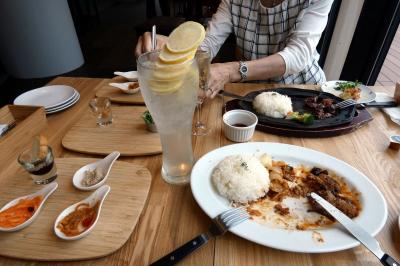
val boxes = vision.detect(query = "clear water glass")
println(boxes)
[137,51,199,185]
[89,97,113,126]
[193,49,211,136]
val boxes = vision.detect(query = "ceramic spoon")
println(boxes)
[54,185,110,241]
[114,71,138,81]
[72,151,120,191]
[0,182,58,232]
[109,82,140,94]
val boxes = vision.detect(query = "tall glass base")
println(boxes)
[137,51,199,185]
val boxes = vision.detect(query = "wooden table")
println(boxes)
[1,77,400,265]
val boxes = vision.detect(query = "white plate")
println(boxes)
[45,91,79,111]
[46,93,80,114]
[321,80,376,104]
[190,142,387,253]
[14,85,77,109]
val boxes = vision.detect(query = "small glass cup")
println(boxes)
[89,97,113,126]
[18,145,58,184]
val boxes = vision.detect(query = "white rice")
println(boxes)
[253,91,293,118]
[212,154,270,203]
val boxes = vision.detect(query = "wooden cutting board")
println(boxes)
[0,158,151,261]
[95,79,145,105]
[62,106,162,156]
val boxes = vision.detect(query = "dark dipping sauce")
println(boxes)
[30,161,54,175]
[231,123,248,127]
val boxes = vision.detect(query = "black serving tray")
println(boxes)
[238,88,356,129]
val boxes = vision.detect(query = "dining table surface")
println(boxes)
[1,76,400,266]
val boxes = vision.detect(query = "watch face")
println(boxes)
[242,66,248,72]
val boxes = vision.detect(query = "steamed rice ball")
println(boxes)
[253,92,293,118]
[212,154,270,203]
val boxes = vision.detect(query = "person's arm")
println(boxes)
[277,0,334,75]
[207,0,333,97]
[199,0,233,59]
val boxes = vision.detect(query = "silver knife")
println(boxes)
[310,192,399,266]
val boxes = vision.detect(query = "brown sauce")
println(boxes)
[231,123,248,127]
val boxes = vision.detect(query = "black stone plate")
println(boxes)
[238,88,356,129]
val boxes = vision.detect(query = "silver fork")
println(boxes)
[334,99,357,109]
[150,206,249,266]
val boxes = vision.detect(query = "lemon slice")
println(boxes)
[153,59,192,80]
[166,21,205,53]
[148,78,183,94]
[159,47,196,64]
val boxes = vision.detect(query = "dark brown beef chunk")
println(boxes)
[322,98,334,106]
[282,165,295,182]
[303,173,340,194]
[274,204,290,216]
[307,190,358,219]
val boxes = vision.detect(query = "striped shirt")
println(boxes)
[200,0,334,84]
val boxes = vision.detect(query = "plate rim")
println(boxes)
[45,93,80,114]
[14,85,77,109]
[45,92,79,111]
[190,142,388,253]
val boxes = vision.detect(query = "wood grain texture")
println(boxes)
[0,157,151,261]
[0,105,47,170]
[0,78,399,266]
[95,79,145,105]
[62,106,162,156]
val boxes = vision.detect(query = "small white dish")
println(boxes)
[321,80,376,104]
[223,110,258,142]
[72,151,120,191]
[114,71,138,81]
[54,185,110,241]
[14,85,77,109]
[0,182,58,232]
[109,82,140,94]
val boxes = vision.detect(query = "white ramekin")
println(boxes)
[223,110,258,142]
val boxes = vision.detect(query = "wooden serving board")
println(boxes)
[0,158,151,261]
[225,99,373,138]
[62,106,162,156]
[95,79,145,105]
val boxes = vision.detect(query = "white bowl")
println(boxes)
[223,110,258,142]
[0,182,58,232]
[54,185,110,240]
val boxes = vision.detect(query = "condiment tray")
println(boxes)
[54,185,110,240]
[72,151,120,191]
[0,182,58,232]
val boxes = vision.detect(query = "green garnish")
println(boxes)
[286,112,315,125]
[334,81,361,91]
[142,110,154,125]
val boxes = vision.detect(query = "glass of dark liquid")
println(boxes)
[18,145,57,184]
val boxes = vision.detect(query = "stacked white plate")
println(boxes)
[14,85,80,114]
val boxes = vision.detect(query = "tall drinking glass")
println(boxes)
[193,50,211,136]
[137,51,199,185]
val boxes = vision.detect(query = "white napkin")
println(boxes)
[375,92,400,125]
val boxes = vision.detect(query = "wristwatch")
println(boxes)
[239,61,248,82]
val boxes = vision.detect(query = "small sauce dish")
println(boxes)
[54,185,110,241]
[0,182,58,232]
[72,151,120,191]
[109,82,140,94]
[114,71,138,81]
[223,110,258,142]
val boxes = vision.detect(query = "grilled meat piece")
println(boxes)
[274,204,290,216]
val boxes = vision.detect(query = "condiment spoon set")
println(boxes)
[0,151,120,241]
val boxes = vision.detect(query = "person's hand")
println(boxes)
[206,62,240,98]
[135,32,167,57]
